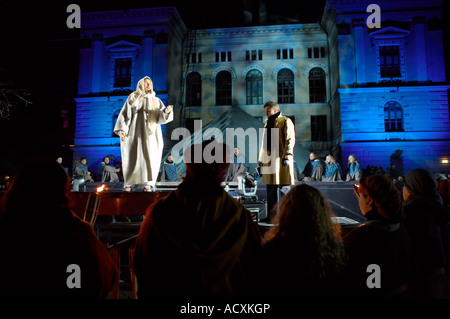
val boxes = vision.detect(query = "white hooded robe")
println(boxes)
[114,77,173,187]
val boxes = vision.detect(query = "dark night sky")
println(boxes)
[0,0,326,174]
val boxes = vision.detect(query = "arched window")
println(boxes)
[277,68,294,104]
[186,72,202,106]
[216,71,232,105]
[309,68,326,103]
[384,101,404,132]
[246,69,263,105]
[111,109,121,137]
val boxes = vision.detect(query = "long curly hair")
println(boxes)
[264,184,346,279]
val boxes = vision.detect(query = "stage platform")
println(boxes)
[70,180,364,218]
[0,180,364,248]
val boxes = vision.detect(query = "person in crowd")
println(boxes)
[98,156,120,183]
[438,176,450,213]
[158,155,184,182]
[322,154,342,182]
[56,156,69,175]
[114,76,173,192]
[258,100,296,220]
[255,183,346,299]
[402,168,450,298]
[343,175,416,299]
[73,156,94,183]
[345,154,361,181]
[0,157,117,299]
[225,148,248,183]
[132,139,262,299]
[299,152,324,181]
[390,149,404,179]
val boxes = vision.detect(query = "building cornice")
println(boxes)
[81,7,182,29]
[194,23,323,38]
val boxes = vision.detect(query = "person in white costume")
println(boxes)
[114,76,173,191]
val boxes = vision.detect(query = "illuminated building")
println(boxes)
[73,1,449,175]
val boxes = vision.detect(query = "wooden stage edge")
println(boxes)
[69,191,168,218]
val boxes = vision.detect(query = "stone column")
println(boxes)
[91,33,103,93]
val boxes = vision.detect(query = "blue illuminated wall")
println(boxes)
[329,0,450,174]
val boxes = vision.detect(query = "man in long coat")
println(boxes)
[258,100,295,221]
[114,76,173,191]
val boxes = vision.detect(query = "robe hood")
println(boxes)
[129,76,155,105]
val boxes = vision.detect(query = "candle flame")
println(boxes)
[96,184,108,193]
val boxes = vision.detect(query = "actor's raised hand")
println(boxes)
[165,105,173,114]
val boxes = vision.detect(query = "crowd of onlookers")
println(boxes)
[0,145,449,300]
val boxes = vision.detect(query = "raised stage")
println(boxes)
[68,180,365,239]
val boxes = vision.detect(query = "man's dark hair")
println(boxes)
[263,100,279,110]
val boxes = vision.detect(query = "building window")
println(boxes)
[246,50,263,61]
[186,72,202,106]
[114,58,132,88]
[277,68,294,104]
[216,51,232,62]
[308,47,326,59]
[186,53,202,64]
[309,68,326,103]
[216,71,232,105]
[277,48,294,60]
[384,101,404,132]
[246,70,263,105]
[379,45,401,78]
[311,115,327,141]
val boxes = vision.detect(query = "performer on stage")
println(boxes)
[114,76,173,191]
[258,100,295,222]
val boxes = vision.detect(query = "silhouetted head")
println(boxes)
[184,139,231,184]
[1,157,71,216]
[268,183,340,240]
[355,175,403,222]
[403,168,442,204]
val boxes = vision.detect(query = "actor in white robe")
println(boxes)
[114,76,173,191]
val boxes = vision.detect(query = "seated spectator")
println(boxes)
[0,157,117,299]
[73,156,94,183]
[225,148,248,183]
[343,175,416,299]
[345,154,361,181]
[299,152,324,181]
[158,155,183,182]
[402,168,450,298]
[98,156,120,183]
[56,156,69,175]
[322,155,343,182]
[132,139,262,300]
[255,183,346,299]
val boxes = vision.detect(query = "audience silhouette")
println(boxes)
[0,157,117,299]
[402,168,450,298]
[255,183,346,299]
[132,139,262,299]
[344,175,416,299]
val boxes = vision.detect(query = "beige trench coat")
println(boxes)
[258,114,295,185]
